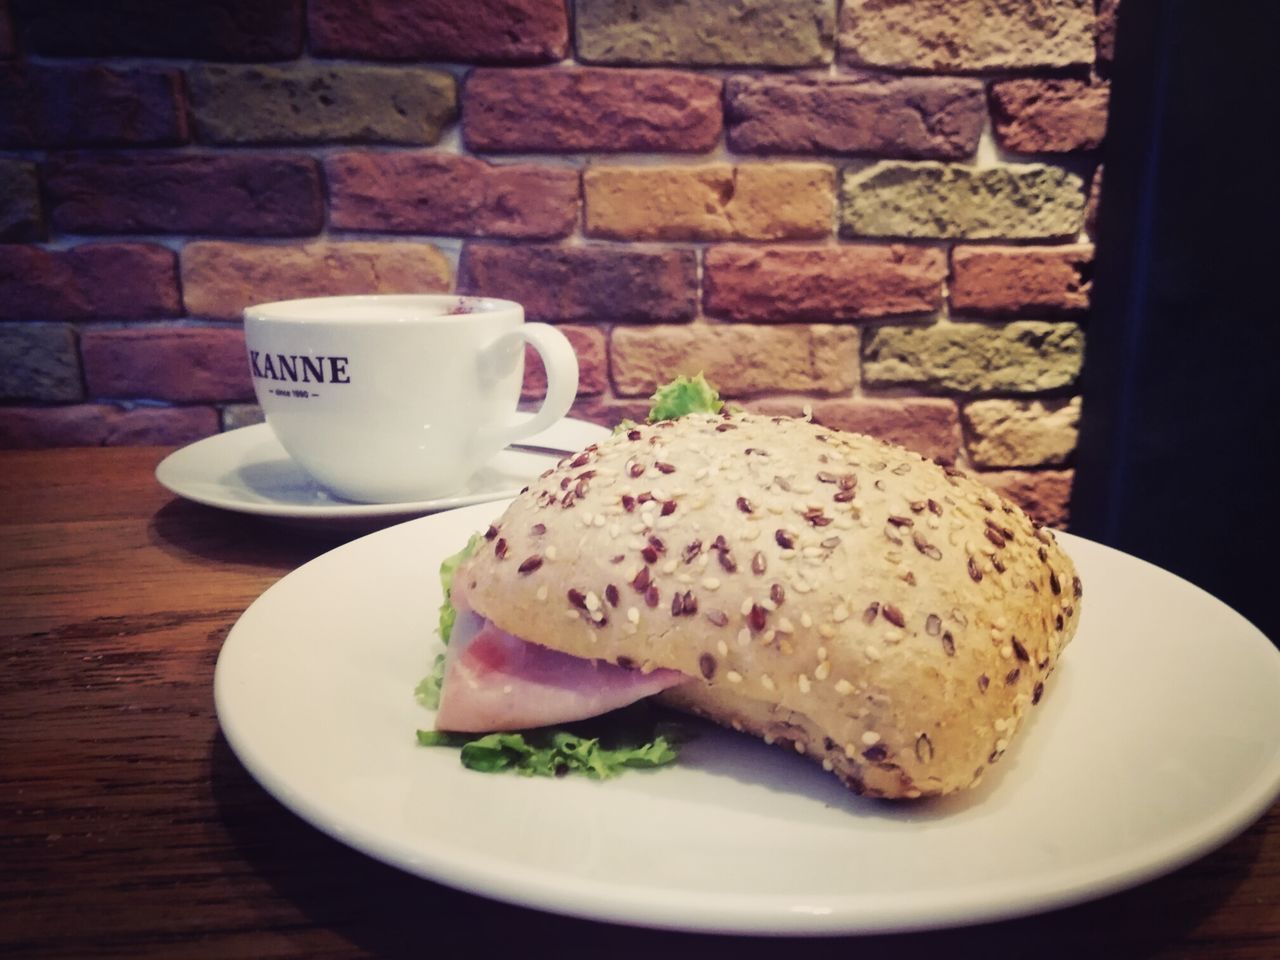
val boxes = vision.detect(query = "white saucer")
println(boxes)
[155,416,610,531]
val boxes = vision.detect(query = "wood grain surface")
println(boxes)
[1,447,1277,959]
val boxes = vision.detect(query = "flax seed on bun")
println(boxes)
[453,412,1081,798]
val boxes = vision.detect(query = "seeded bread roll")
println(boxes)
[453,412,1081,798]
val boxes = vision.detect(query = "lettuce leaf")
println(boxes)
[437,532,482,646]
[647,373,724,422]
[414,654,447,710]
[417,705,689,779]
[416,390,718,780]
[416,532,482,710]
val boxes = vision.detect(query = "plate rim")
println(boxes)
[155,418,610,521]
[214,509,1280,935]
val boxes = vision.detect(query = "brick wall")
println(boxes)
[0,0,1115,527]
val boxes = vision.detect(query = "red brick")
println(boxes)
[309,0,567,63]
[181,240,452,321]
[81,327,253,403]
[464,67,722,153]
[727,74,984,160]
[44,153,323,236]
[703,245,945,322]
[522,325,607,400]
[990,79,1109,153]
[951,245,1093,315]
[977,469,1074,529]
[1,158,42,241]
[0,243,180,321]
[459,244,696,323]
[11,0,302,59]
[612,324,859,397]
[327,153,577,239]
[745,396,960,463]
[0,64,186,148]
[0,404,219,448]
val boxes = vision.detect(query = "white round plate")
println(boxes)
[214,502,1280,935]
[155,416,609,529]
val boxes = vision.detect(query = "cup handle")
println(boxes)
[479,323,579,453]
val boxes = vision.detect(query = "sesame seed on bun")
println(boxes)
[453,411,1081,798]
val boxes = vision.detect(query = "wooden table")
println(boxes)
[1,446,1277,959]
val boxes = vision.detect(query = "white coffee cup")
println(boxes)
[242,294,578,504]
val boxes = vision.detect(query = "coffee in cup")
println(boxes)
[243,294,578,503]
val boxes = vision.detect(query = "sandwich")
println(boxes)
[428,392,1082,798]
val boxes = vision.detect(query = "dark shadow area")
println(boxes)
[207,732,1265,959]
[1072,0,1280,644]
[148,498,362,569]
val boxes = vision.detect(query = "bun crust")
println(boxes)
[454,413,1081,798]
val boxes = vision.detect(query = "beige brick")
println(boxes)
[1,158,43,241]
[963,397,1081,467]
[182,241,451,321]
[863,322,1083,393]
[0,323,82,401]
[584,164,834,241]
[612,324,858,397]
[842,162,1086,240]
[978,469,1074,528]
[190,64,456,145]
[840,0,1094,71]
[577,0,836,67]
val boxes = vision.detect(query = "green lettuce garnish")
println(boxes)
[418,538,692,778]
[417,705,688,779]
[414,658,447,711]
[416,532,482,710]
[417,379,726,779]
[647,372,724,422]
[437,532,482,645]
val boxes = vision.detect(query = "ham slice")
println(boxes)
[435,609,689,732]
